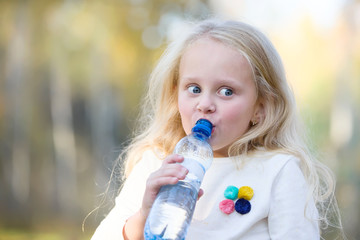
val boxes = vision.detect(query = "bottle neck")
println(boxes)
[191,131,210,141]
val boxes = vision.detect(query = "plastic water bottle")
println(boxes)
[144,119,213,240]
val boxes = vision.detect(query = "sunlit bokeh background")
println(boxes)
[0,0,359,239]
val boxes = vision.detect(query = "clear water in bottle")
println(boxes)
[144,119,213,240]
[143,179,199,240]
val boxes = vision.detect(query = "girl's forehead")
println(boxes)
[179,37,255,77]
[181,36,250,65]
[184,36,228,52]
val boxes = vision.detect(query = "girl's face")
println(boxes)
[178,38,263,157]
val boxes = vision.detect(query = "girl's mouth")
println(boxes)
[195,118,215,134]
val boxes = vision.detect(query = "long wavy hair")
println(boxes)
[118,18,344,237]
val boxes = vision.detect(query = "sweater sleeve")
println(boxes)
[91,151,162,240]
[268,158,320,239]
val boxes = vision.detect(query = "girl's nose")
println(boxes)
[196,95,216,113]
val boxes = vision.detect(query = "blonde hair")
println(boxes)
[119,19,344,236]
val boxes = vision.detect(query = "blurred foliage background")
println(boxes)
[0,0,359,239]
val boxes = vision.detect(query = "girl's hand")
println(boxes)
[140,154,189,217]
[123,155,205,240]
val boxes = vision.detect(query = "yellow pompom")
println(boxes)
[238,186,254,200]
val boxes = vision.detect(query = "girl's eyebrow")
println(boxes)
[180,76,236,82]
[178,76,201,84]
[179,75,245,88]
[179,75,198,80]
[216,78,245,88]
[216,78,237,84]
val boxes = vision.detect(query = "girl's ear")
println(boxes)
[253,100,265,124]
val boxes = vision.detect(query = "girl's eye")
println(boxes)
[188,85,201,94]
[219,88,233,96]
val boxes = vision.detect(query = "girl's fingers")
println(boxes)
[142,154,188,215]
[142,174,185,216]
[147,166,188,190]
[147,176,180,189]
[162,154,184,165]
[154,165,188,179]
[150,155,188,181]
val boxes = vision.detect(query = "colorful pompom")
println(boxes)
[224,185,239,200]
[235,198,251,214]
[220,185,254,215]
[219,199,235,214]
[237,186,254,200]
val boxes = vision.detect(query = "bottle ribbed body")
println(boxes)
[144,120,213,240]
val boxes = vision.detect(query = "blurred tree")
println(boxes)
[1,1,32,226]
[0,0,211,237]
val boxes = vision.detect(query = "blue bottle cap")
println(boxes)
[192,119,213,138]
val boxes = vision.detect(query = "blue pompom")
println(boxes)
[235,198,251,214]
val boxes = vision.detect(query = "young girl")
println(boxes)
[92,19,343,239]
